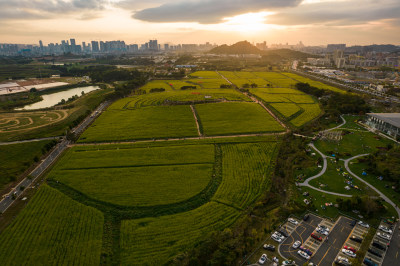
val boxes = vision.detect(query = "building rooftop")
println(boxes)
[368,113,400,128]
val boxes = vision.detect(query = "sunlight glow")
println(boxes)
[219,12,275,33]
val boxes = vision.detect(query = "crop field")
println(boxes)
[120,202,240,265]
[79,105,198,142]
[195,102,284,136]
[289,103,322,127]
[0,140,54,191]
[282,73,345,93]
[253,72,297,87]
[48,144,215,206]
[235,71,258,79]
[108,89,250,110]
[165,80,198,90]
[212,142,278,209]
[139,80,173,92]
[0,185,104,265]
[0,110,68,133]
[270,103,301,118]
[219,71,240,80]
[189,71,222,79]
[188,78,229,89]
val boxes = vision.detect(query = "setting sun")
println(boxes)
[220,11,274,33]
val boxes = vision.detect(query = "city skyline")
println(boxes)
[0,0,400,45]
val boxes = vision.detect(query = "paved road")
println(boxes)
[279,214,322,265]
[383,222,400,266]
[0,101,110,214]
[310,216,353,266]
[0,136,62,146]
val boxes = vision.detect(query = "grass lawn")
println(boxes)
[0,185,104,265]
[340,115,366,130]
[308,159,377,196]
[79,105,198,142]
[314,130,393,158]
[0,140,54,191]
[349,160,400,207]
[195,102,284,136]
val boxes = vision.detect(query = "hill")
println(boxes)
[209,41,261,54]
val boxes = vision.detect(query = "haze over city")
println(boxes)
[1,0,400,45]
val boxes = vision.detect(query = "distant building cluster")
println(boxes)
[0,39,216,56]
[307,44,399,69]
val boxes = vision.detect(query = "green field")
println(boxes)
[290,103,322,127]
[0,185,104,265]
[188,78,229,89]
[213,142,278,209]
[195,102,284,136]
[48,144,215,206]
[270,103,301,118]
[79,105,198,142]
[190,71,222,79]
[120,202,240,265]
[139,80,173,92]
[282,73,345,93]
[0,140,54,191]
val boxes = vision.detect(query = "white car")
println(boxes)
[298,250,311,260]
[318,224,330,232]
[272,234,283,243]
[258,254,267,265]
[379,225,393,234]
[377,232,391,241]
[358,221,369,228]
[288,218,299,225]
[342,249,356,258]
[292,240,301,249]
[316,228,329,236]
[272,256,279,263]
[282,260,295,265]
[337,256,349,263]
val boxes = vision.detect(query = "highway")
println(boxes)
[0,101,110,214]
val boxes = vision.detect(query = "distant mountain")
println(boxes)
[209,41,262,54]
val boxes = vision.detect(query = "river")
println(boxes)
[16,86,100,110]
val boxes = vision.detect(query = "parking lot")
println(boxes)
[382,221,400,265]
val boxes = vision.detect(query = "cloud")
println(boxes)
[266,0,400,26]
[0,0,107,20]
[132,0,303,24]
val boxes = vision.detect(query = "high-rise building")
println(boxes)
[39,40,43,50]
[149,40,158,51]
[91,41,99,52]
[70,38,76,46]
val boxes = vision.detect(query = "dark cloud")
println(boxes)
[0,0,106,20]
[266,0,400,26]
[132,0,303,24]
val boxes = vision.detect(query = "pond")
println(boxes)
[16,86,100,110]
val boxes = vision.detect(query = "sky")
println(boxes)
[0,0,399,46]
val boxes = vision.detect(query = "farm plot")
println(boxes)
[188,78,229,89]
[289,103,322,127]
[254,72,297,87]
[219,71,240,80]
[282,73,345,93]
[0,185,104,266]
[47,144,215,206]
[165,80,198,90]
[0,140,54,191]
[212,142,278,209]
[79,105,198,142]
[0,110,68,133]
[120,202,240,265]
[139,80,173,92]
[195,102,284,136]
[270,103,301,118]
[189,71,222,79]
[108,89,250,110]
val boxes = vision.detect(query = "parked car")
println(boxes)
[379,225,393,234]
[272,256,279,263]
[334,260,351,266]
[304,249,313,256]
[344,245,357,253]
[282,260,296,265]
[316,228,329,236]
[363,258,378,266]
[272,234,283,243]
[337,256,349,263]
[297,250,311,260]
[258,254,267,265]
[372,241,386,251]
[292,240,301,249]
[368,248,382,258]
[358,221,370,228]
[303,214,310,221]
[342,249,356,258]
[288,218,299,225]
[263,244,275,251]
[318,224,330,232]
[350,220,357,226]
[377,232,391,241]
[279,229,289,238]
[311,233,322,241]
[350,235,363,243]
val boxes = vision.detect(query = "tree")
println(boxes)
[30,87,37,93]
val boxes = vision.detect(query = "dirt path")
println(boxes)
[190,105,202,137]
